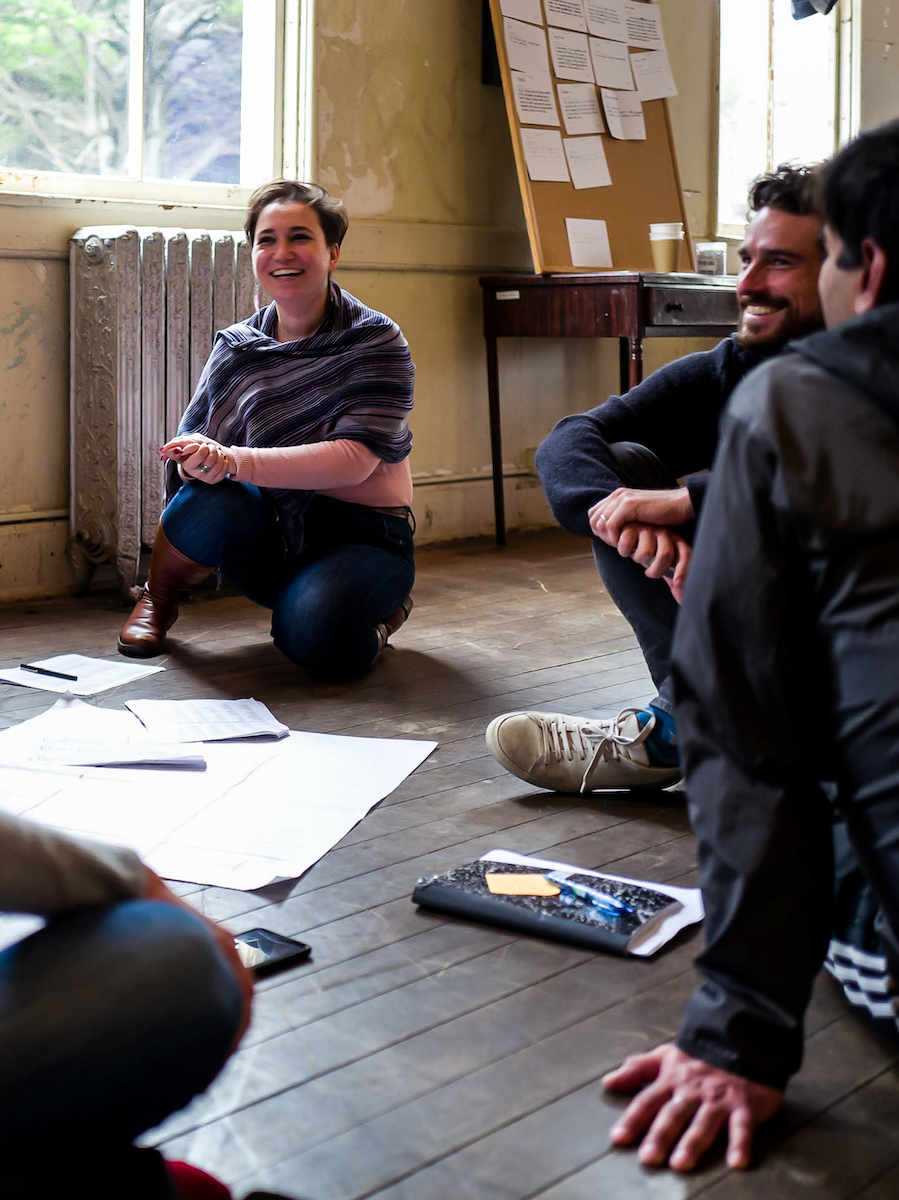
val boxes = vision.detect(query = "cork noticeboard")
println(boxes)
[488,0,694,274]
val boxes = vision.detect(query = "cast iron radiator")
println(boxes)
[69,226,259,596]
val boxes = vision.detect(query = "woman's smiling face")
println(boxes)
[251,200,340,309]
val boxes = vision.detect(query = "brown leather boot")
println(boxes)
[117,525,213,658]
[373,594,414,657]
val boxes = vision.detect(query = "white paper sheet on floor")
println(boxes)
[0,698,436,890]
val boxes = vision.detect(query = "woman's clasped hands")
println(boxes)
[161,433,236,485]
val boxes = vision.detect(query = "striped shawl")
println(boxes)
[166,282,414,556]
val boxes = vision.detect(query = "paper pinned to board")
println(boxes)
[630,48,677,101]
[521,127,571,181]
[511,70,561,125]
[600,87,646,139]
[584,0,627,41]
[557,83,605,135]
[548,27,595,83]
[566,216,613,267]
[504,16,552,77]
[589,35,635,90]
[500,0,544,24]
[564,135,613,189]
[623,0,666,51]
[543,0,588,32]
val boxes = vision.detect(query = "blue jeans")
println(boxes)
[0,900,242,1196]
[590,442,691,717]
[162,482,416,682]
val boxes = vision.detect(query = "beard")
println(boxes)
[737,301,824,354]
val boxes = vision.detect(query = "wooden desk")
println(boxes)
[480,271,739,544]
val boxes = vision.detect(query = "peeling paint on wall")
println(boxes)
[319,14,364,45]
[340,157,398,214]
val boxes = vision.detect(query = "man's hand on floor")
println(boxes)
[589,486,694,544]
[601,1042,783,1172]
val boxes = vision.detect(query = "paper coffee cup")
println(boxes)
[649,223,684,272]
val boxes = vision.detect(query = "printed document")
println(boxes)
[589,35,635,89]
[564,135,613,188]
[601,87,646,139]
[504,17,552,76]
[630,48,677,100]
[557,83,605,135]
[566,217,613,267]
[584,0,627,40]
[511,70,560,125]
[543,0,587,31]
[500,0,544,24]
[623,0,665,51]
[521,127,570,181]
[548,28,595,83]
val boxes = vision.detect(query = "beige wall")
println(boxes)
[1,0,895,601]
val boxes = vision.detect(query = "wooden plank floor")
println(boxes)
[1,528,897,1199]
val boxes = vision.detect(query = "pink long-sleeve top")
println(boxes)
[228,437,412,509]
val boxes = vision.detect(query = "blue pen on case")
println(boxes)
[545,872,634,918]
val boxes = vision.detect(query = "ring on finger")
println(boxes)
[199,463,210,474]
[671,1091,697,1108]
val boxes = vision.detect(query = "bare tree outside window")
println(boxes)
[0,0,243,184]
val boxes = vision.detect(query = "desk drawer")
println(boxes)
[483,284,638,338]
[647,284,738,328]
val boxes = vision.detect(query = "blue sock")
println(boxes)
[636,705,680,767]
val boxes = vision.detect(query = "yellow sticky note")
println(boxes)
[485,872,561,897]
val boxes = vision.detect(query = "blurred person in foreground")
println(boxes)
[0,808,254,1198]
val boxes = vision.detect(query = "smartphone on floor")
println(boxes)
[233,927,312,977]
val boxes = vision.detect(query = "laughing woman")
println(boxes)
[117,181,415,681]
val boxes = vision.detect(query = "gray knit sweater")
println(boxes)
[0,810,146,916]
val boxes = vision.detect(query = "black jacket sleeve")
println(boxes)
[671,354,899,1090]
[535,335,754,536]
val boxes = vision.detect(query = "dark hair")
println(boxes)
[747,163,823,219]
[244,180,349,249]
[821,118,899,305]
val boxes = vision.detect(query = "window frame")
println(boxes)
[715,0,858,241]
[0,0,313,208]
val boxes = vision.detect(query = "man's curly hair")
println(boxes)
[747,163,822,219]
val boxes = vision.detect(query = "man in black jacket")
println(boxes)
[602,118,899,1172]
[486,167,825,794]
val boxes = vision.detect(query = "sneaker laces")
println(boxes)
[538,707,654,794]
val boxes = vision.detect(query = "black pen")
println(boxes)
[20,663,79,682]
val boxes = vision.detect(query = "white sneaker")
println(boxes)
[485,708,682,794]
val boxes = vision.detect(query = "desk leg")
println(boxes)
[619,337,644,393]
[485,336,506,546]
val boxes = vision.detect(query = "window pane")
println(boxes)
[717,0,770,228]
[718,0,837,233]
[0,0,130,176]
[143,0,243,185]
[771,0,836,168]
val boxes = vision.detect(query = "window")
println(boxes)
[717,0,841,235]
[0,0,311,203]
